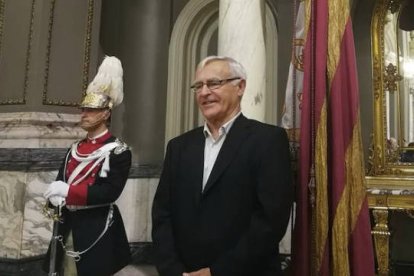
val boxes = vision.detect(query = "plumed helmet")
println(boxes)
[80,56,123,109]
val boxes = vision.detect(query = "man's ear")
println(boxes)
[104,109,111,120]
[237,79,246,97]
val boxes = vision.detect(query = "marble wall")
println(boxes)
[116,178,158,243]
[0,169,158,259]
[0,111,159,263]
[0,113,85,148]
[0,171,53,258]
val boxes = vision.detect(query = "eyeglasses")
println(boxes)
[190,77,241,93]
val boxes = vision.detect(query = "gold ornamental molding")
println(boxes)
[369,0,414,176]
[371,209,390,276]
[82,0,93,93]
[367,175,414,275]
[384,63,402,93]
[372,57,382,100]
[0,0,4,61]
[369,0,414,261]
[42,0,94,106]
[366,176,414,190]
[0,0,35,105]
[371,0,387,176]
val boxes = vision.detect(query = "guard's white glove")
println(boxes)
[49,196,66,207]
[44,180,69,199]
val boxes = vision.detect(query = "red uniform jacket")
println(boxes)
[44,133,131,276]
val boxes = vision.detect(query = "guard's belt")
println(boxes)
[66,203,112,211]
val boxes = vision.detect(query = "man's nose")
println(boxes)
[198,83,211,95]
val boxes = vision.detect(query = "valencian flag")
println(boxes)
[279,0,305,256]
[281,1,305,141]
[291,0,375,275]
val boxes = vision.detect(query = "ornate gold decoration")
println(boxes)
[369,1,414,272]
[367,177,414,274]
[82,0,94,93]
[292,38,304,71]
[79,92,110,109]
[367,134,384,175]
[371,209,390,276]
[0,0,35,105]
[21,0,36,104]
[367,134,393,175]
[384,63,402,93]
[373,58,382,100]
[42,202,62,222]
[370,0,414,176]
[0,0,4,61]
[42,0,94,106]
[371,0,387,176]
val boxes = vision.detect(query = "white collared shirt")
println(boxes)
[202,112,241,190]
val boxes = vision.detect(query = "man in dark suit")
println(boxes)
[43,56,131,276]
[152,56,293,276]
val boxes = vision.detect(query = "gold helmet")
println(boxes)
[80,56,123,109]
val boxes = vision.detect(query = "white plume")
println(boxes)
[86,56,124,107]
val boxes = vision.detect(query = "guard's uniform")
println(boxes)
[44,132,131,276]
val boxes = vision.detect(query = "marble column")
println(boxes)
[218,0,266,122]
[106,0,171,165]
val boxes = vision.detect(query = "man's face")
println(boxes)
[79,108,109,131]
[193,61,244,125]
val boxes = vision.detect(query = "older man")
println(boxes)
[152,56,293,276]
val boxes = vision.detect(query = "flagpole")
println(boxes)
[289,0,299,269]
[291,0,298,143]
[308,0,317,274]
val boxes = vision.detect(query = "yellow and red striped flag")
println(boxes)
[292,0,375,275]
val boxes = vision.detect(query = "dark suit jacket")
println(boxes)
[44,136,131,276]
[152,115,293,276]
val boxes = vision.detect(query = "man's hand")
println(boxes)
[44,180,69,199]
[183,268,211,276]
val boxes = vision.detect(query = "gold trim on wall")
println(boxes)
[82,0,93,93]
[0,0,35,105]
[42,0,94,106]
[0,0,4,61]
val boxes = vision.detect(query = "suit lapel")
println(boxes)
[202,115,250,195]
[187,128,205,204]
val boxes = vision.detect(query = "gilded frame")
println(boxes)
[369,0,414,177]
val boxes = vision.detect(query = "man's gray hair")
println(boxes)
[197,56,247,80]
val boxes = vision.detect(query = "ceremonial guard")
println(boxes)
[43,56,131,276]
